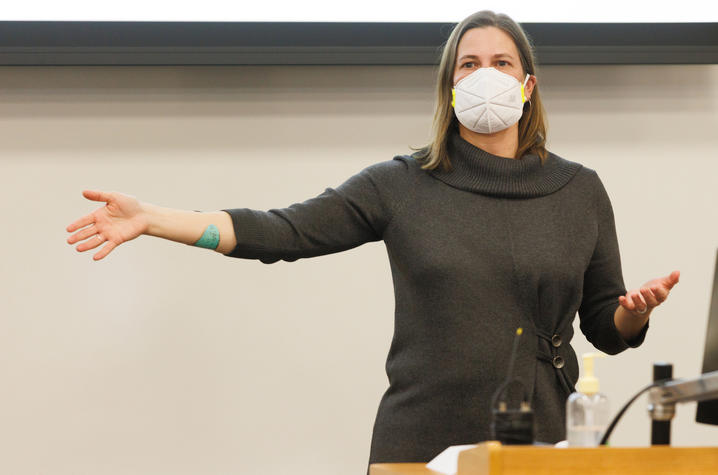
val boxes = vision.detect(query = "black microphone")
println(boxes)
[490,327,535,444]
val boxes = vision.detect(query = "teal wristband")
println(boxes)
[194,224,220,250]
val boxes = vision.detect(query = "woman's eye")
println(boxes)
[462,62,475,69]
[497,60,508,67]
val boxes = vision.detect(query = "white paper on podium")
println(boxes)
[425,444,478,474]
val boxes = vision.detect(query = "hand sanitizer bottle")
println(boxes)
[566,352,610,447]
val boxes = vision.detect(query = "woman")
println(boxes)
[67,11,679,466]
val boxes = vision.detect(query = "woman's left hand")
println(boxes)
[618,270,681,316]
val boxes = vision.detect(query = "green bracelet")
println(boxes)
[194,224,220,250]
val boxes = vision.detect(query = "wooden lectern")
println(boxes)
[369,441,718,475]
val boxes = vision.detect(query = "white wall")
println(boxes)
[0,63,717,474]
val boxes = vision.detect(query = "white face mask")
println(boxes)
[452,68,531,134]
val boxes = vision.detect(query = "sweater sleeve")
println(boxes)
[222,159,409,264]
[578,171,648,354]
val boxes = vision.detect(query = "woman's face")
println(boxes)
[453,26,535,100]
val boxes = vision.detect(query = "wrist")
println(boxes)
[615,305,650,341]
[141,202,164,237]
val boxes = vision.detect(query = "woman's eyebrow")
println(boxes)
[457,53,515,62]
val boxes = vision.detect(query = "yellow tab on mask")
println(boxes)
[521,73,530,103]
[452,88,456,108]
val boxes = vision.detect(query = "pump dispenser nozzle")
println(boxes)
[577,352,606,395]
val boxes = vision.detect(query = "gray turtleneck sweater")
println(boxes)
[223,132,647,465]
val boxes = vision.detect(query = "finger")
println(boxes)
[621,294,636,311]
[626,292,646,312]
[631,291,648,312]
[661,270,680,289]
[640,287,659,307]
[82,190,112,203]
[93,241,117,261]
[632,291,648,313]
[66,213,95,233]
[651,285,669,303]
[619,295,633,311]
[75,234,105,253]
[67,224,98,244]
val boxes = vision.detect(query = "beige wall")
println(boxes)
[1,64,717,474]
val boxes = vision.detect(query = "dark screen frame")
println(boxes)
[697,251,718,425]
[1,21,717,66]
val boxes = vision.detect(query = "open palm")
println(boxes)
[618,271,681,314]
[66,190,148,260]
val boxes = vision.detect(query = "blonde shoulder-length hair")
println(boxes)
[415,10,548,170]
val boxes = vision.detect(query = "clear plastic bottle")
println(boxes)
[566,352,610,447]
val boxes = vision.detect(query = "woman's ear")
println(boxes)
[525,74,537,101]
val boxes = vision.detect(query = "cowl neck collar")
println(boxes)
[429,132,582,198]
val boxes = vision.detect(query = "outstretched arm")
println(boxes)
[66,190,236,260]
[68,160,410,263]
